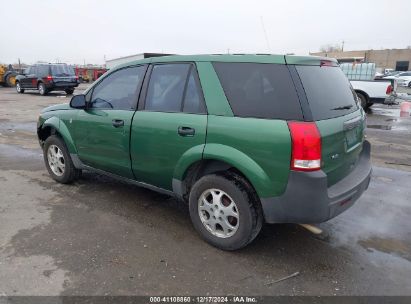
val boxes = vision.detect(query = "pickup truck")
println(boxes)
[339,62,397,109]
[351,79,397,109]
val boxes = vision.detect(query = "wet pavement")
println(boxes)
[0,85,410,296]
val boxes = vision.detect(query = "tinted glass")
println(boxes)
[296,66,358,120]
[91,66,146,110]
[50,64,75,76]
[182,68,206,114]
[213,63,302,120]
[145,64,190,112]
[37,65,49,77]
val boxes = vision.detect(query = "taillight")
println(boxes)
[386,84,393,95]
[320,60,335,67]
[46,75,53,81]
[288,121,322,171]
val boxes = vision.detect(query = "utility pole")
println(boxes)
[341,40,345,52]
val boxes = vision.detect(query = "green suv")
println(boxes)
[37,55,371,250]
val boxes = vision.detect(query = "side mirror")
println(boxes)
[70,94,87,109]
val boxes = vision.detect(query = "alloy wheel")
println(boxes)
[198,188,239,238]
[47,145,65,176]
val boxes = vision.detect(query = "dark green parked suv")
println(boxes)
[37,54,371,250]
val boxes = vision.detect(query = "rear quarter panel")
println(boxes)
[204,116,292,198]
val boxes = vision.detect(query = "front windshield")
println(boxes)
[51,65,75,76]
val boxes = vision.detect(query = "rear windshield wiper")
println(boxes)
[332,105,353,110]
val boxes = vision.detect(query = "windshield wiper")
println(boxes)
[332,105,353,110]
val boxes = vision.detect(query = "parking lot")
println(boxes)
[0,84,411,296]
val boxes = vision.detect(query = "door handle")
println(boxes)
[178,126,195,136]
[112,119,124,128]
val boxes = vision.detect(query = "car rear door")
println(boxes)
[131,63,207,190]
[73,65,147,178]
[50,64,77,86]
[294,63,366,186]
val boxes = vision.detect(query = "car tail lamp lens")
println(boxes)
[288,122,322,171]
[320,60,335,67]
[46,75,53,81]
[386,84,393,94]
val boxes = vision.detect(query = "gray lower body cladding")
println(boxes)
[261,140,372,224]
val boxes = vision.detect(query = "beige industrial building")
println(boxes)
[310,48,411,71]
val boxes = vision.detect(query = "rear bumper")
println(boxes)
[261,140,372,223]
[369,95,397,104]
[45,82,78,89]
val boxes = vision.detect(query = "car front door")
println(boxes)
[131,63,207,190]
[73,65,147,178]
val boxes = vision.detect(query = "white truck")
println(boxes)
[340,63,397,109]
[350,79,397,109]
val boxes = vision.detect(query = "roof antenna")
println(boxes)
[260,16,271,53]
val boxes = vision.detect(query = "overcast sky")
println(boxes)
[1,0,410,65]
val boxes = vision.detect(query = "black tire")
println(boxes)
[16,82,24,93]
[65,89,74,95]
[408,81,411,88]
[357,92,371,109]
[5,73,15,87]
[38,82,47,96]
[43,135,81,184]
[189,173,263,250]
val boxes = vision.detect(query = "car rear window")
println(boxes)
[212,62,303,120]
[51,65,75,76]
[296,66,359,120]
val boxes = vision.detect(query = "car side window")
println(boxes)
[182,67,206,114]
[37,65,49,77]
[90,66,146,110]
[145,64,206,114]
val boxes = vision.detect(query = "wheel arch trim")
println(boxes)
[41,117,77,154]
[173,143,273,198]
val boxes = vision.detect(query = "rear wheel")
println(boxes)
[189,173,263,250]
[43,135,81,183]
[65,89,74,95]
[408,81,411,88]
[16,82,24,93]
[38,82,47,96]
[357,92,371,109]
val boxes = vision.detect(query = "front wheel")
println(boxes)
[189,173,263,250]
[16,82,24,93]
[43,135,81,183]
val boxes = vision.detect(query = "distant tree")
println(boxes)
[319,44,343,53]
